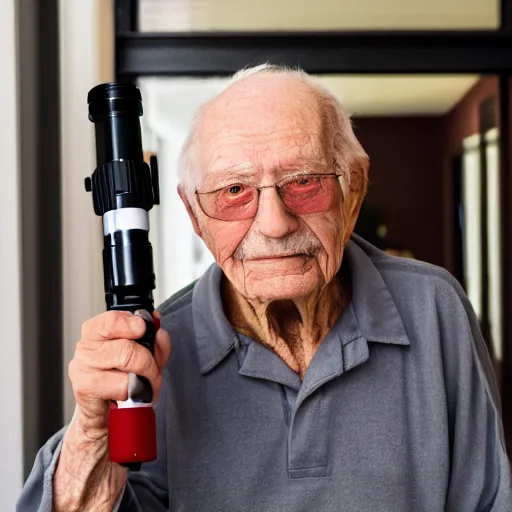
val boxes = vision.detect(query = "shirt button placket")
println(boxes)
[287,390,331,479]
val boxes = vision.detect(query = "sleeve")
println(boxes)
[440,278,512,512]
[16,427,66,512]
[16,380,170,511]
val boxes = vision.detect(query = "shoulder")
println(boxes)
[363,243,469,314]
[157,280,197,318]
[360,240,500,407]
[373,251,478,340]
[352,235,476,338]
[376,253,464,296]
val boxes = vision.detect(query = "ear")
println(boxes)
[178,185,202,237]
[343,157,369,244]
[342,193,364,245]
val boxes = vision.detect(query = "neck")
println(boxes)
[222,264,352,378]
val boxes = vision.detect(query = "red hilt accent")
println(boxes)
[108,406,157,464]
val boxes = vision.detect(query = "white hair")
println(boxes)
[178,64,369,214]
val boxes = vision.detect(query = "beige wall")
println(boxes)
[59,0,114,422]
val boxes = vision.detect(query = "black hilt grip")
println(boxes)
[129,310,157,403]
[136,315,156,356]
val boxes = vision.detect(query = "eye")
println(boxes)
[228,184,243,195]
[289,175,321,187]
[284,176,321,190]
[218,183,255,206]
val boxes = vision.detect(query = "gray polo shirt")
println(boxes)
[18,235,511,511]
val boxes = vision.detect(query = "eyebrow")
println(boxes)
[204,158,330,187]
[204,164,256,184]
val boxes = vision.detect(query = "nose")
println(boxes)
[253,188,299,239]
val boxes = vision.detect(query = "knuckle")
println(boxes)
[118,339,137,371]
[100,310,133,339]
[97,312,119,339]
[81,311,131,339]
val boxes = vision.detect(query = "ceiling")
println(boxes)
[316,75,481,116]
[141,74,481,117]
[139,0,499,31]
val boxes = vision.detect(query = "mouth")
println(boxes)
[248,253,311,262]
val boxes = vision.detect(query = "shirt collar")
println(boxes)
[346,234,410,346]
[192,235,410,375]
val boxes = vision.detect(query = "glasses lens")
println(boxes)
[198,175,339,220]
[199,184,258,220]
[280,175,339,214]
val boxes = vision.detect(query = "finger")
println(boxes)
[70,367,130,402]
[154,328,171,370]
[81,310,146,341]
[77,338,161,391]
[76,331,169,380]
[70,340,162,400]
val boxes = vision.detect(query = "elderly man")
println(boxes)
[19,65,511,511]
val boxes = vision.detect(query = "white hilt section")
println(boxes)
[103,207,149,236]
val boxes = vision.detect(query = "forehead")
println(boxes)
[197,75,331,180]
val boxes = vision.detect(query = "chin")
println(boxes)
[240,257,324,301]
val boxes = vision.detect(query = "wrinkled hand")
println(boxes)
[68,310,171,439]
[53,311,171,511]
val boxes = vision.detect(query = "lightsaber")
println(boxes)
[84,82,160,470]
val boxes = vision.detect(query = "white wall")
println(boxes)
[0,0,24,507]
[59,0,114,422]
[138,77,223,303]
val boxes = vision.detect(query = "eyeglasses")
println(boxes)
[195,173,342,221]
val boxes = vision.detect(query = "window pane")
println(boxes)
[139,0,499,32]
[485,127,503,361]
[462,134,483,320]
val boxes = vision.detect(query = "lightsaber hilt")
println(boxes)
[85,82,160,471]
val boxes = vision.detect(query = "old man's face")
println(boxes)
[183,75,353,301]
